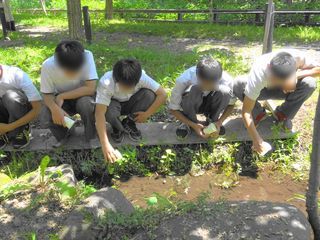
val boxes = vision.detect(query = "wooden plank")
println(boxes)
[2,117,295,152]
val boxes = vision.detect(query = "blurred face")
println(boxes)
[198,78,217,91]
[117,82,136,93]
[268,68,297,90]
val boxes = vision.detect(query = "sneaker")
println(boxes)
[254,110,268,127]
[219,126,226,136]
[275,111,293,131]
[122,118,142,142]
[176,123,191,140]
[111,128,125,143]
[12,126,30,149]
[0,135,8,149]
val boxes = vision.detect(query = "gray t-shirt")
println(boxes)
[40,50,98,94]
[0,65,41,101]
[245,49,320,101]
[168,66,236,111]
[96,70,160,106]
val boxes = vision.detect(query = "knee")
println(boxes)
[2,90,27,108]
[40,106,52,128]
[300,77,317,93]
[141,89,156,103]
[77,97,95,114]
[233,76,247,99]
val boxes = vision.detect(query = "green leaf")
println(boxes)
[39,155,51,183]
[0,173,11,189]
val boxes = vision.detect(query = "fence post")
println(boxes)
[0,7,8,39]
[255,11,260,25]
[262,0,275,54]
[177,12,183,21]
[105,0,113,20]
[82,6,92,44]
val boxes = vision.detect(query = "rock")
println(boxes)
[133,201,312,240]
[20,164,77,186]
[59,187,134,240]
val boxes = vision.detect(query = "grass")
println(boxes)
[11,12,320,44]
[0,12,315,187]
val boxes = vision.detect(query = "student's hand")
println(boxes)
[55,94,64,108]
[0,123,12,135]
[134,111,150,123]
[51,106,68,127]
[252,140,269,155]
[192,123,208,139]
[102,142,118,163]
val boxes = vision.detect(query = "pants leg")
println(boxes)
[2,89,31,137]
[277,76,317,119]
[0,98,9,124]
[121,88,156,115]
[181,85,204,123]
[40,100,75,142]
[203,90,232,122]
[105,99,123,132]
[75,96,96,140]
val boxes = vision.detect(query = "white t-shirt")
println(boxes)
[245,49,320,101]
[0,65,41,102]
[96,70,160,106]
[168,66,236,111]
[40,50,98,94]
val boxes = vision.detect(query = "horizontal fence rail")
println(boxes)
[15,8,320,26]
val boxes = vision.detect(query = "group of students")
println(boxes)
[0,40,319,162]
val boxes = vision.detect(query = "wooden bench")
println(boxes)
[3,116,295,151]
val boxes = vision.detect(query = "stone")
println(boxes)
[133,201,312,240]
[59,187,134,240]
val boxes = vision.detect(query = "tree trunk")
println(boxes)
[105,0,113,20]
[306,93,320,238]
[67,0,83,40]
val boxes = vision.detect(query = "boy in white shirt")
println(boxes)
[0,65,42,149]
[40,40,98,147]
[95,59,167,163]
[169,57,236,139]
[234,49,319,155]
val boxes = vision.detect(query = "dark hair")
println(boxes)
[113,59,142,86]
[55,40,85,71]
[270,52,296,80]
[196,57,223,82]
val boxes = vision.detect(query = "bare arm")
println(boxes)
[95,104,117,163]
[5,101,41,132]
[242,96,269,154]
[217,104,235,126]
[297,67,320,80]
[134,87,167,123]
[56,80,96,104]
[43,93,67,126]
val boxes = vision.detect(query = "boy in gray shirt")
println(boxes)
[234,49,319,155]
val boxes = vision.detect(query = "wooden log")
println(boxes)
[2,118,296,152]
[262,0,275,54]
[105,0,113,20]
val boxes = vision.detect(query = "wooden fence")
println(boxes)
[16,7,320,26]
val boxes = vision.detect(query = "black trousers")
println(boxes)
[181,85,231,123]
[0,89,31,138]
[106,88,156,132]
[41,96,96,142]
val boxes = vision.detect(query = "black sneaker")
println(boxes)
[12,126,30,149]
[111,128,125,143]
[122,118,142,142]
[176,123,191,140]
[0,135,8,149]
[219,126,226,136]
